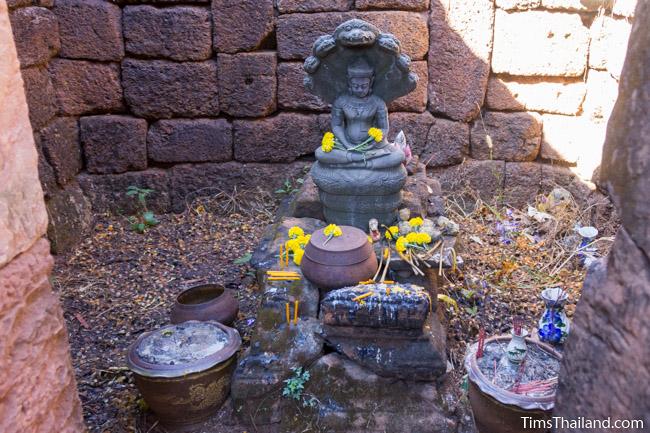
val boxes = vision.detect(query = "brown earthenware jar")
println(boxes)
[170,283,239,326]
[465,335,561,433]
[127,321,241,431]
[301,225,377,292]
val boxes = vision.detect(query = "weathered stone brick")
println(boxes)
[212,0,274,53]
[388,61,427,113]
[45,181,92,253]
[582,70,619,124]
[356,0,430,11]
[0,239,85,433]
[492,10,589,77]
[428,0,494,121]
[388,111,435,156]
[277,11,428,60]
[148,119,233,163]
[278,62,329,111]
[78,169,172,215]
[218,52,277,117]
[80,115,148,174]
[122,59,219,119]
[234,113,321,162]
[470,111,542,161]
[53,0,123,61]
[504,162,542,208]
[39,117,81,185]
[169,161,310,212]
[7,0,54,8]
[277,0,352,12]
[541,0,613,11]
[589,15,632,80]
[541,114,605,179]
[495,0,541,10]
[9,7,59,67]
[486,76,586,115]
[34,138,57,199]
[20,66,57,131]
[422,118,469,167]
[49,59,123,115]
[612,0,637,17]
[124,5,212,61]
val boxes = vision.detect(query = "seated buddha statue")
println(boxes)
[303,19,418,229]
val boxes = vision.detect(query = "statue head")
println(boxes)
[347,58,374,98]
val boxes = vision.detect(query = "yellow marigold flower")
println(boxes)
[368,127,383,142]
[417,232,432,245]
[324,224,342,237]
[295,235,309,248]
[385,225,399,240]
[395,236,407,253]
[304,234,311,244]
[288,226,304,239]
[405,232,419,244]
[293,248,304,265]
[367,235,373,244]
[285,238,301,253]
[321,132,335,152]
[409,217,424,228]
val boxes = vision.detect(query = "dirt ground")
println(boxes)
[51,186,618,433]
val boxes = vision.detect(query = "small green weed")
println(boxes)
[275,177,304,195]
[282,367,319,408]
[126,186,159,233]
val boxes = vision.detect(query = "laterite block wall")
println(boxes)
[8,0,636,251]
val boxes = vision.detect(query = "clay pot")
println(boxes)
[301,225,377,292]
[465,335,561,433]
[170,284,238,325]
[127,321,241,431]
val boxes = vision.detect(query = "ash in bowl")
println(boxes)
[136,322,228,366]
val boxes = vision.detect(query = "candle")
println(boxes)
[293,300,299,324]
[285,302,290,326]
[279,245,284,269]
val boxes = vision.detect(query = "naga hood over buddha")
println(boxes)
[303,19,418,229]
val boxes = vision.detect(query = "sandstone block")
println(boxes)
[277,11,428,60]
[80,115,148,174]
[612,0,638,17]
[122,59,219,119]
[492,10,589,77]
[148,119,233,163]
[218,52,277,117]
[495,0,541,9]
[49,60,123,115]
[428,0,494,121]
[53,0,123,61]
[78,169,171,214]
[388,111,435,156]
[0,239,85,433]
[541,0,613,11]
[589,15,632,80]
[470,111,542,161]
[169,161,309,212]
[356,0,430,11]
[540,164,594,200]
[39,117,81,185]
[290,176,324,220]
[9,7,59,67]
[212,0,274,53]
[45,181,92,253]
[234,113,320,162]
[20,66,56,131]
[486,76,586,115]
[124,5,212,61]
[423,117,469,167]
[278,62,328,111]
[277,0,352,12]
[388,60,427,113]
[504,162,541,208]
[582,70,619,124]
[430,159,506,204]
[34,139,57,199]
[8,0,54,8]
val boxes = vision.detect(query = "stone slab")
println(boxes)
[39,117,81,185]
[20,65,57,131]
[212,0,274,53]
[356,0,430,11]
[278,62,329,112]
[388,60,428,113]
[9,6,59,67]
[589,15,632,79]
[45,181,92,253]
[423,117,470,167]
[492,9,589,77]
[428,0,494,121]
[218,52,277,117]
[277,0,352,13]
[148,118,233,163]
[124,5,212,61]
[470,111,542,162]
[53,0,123,61]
